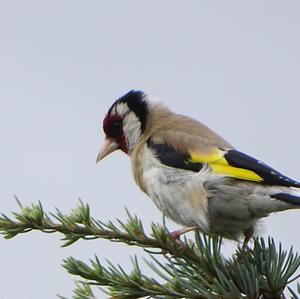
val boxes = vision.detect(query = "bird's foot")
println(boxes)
[169,225,198,251]
[170,225,199,239]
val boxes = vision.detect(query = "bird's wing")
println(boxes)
[148,128,300,188]
[190,148,300,187]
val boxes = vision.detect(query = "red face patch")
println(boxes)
[103,114,122,135]
[103,114,128,153]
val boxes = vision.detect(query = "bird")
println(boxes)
[96,90,300,248]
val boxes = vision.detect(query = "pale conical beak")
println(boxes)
[96,138,119,163]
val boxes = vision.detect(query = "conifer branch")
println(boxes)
[0,201,300,298]
[0,200,199,261]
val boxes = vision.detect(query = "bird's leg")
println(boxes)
[169,225,198,250]
[234,227,255,264]
[170,225,199,239]
[241,227,254,251]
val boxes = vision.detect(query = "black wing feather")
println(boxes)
[224,150,300,188]
[147,139,300,188]
[147,140,203,172]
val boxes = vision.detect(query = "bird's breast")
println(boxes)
[131,144,211,231]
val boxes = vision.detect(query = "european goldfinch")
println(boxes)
[97,90,300,247]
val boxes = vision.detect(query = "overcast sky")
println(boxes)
[1,1,300,298]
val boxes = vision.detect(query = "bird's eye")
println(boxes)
[108,120,123,138]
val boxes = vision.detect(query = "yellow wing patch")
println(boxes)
[189,148,224,163]
[209,163,262,182]
[189,149,263,182]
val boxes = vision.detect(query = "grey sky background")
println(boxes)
[0,1,300,298]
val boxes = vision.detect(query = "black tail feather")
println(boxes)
[271,192,300,206]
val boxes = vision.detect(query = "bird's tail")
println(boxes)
[271,188,300,207]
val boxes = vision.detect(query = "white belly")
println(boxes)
[135,146,211,232]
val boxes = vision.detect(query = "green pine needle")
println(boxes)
[0,200,300,298]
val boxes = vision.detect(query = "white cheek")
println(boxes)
[123,112,141,151]
[115,103,130,117]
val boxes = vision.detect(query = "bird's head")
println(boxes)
[96,90,149,162]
